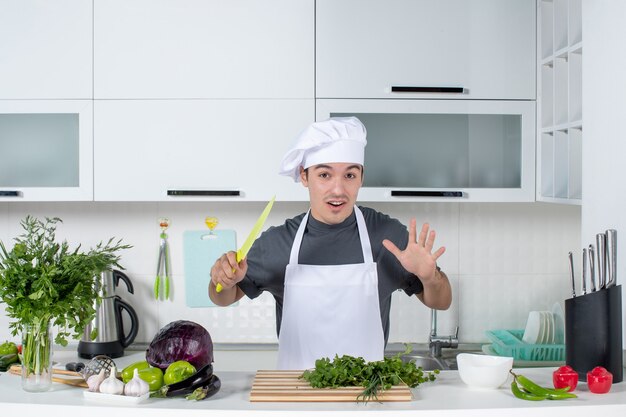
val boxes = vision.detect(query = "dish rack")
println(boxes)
[485,330,565,362]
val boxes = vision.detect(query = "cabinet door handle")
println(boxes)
[391,191,463,198]
[391,86,465,93]
[0,190,22,197]
[167,190,241,197]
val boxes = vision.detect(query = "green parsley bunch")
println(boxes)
[0,216,131,346]
[301,345,439,403]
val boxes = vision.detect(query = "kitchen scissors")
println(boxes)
[154,218,171,300]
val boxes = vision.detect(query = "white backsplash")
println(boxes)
[0,201,580,346]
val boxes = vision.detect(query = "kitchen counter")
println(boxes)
[1,350,626,417]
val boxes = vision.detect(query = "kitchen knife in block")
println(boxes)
[184,229,236,307]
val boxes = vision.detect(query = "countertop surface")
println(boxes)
[2,349,626,417]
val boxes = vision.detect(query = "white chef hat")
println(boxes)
[278,117,367,182]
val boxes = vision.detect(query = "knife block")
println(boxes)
[564,285,622,383]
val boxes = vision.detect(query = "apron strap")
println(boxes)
[354,207,373,264]
[288,207,373,264]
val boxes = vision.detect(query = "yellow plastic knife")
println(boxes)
[216,196,275,293]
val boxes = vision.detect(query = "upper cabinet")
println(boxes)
[0,0,92,99]
[93,100,312,202]
[537,0,582,204]
[0,100,94,201]
[317,99,536,202]
[94,0,314,99]
[316,0,536,100]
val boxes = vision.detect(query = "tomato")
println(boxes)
[0,341,18,356]
[164,360,196,385]
[587,366,613,394]
[553,365,578,391]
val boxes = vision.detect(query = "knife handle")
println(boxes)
[589,244,597,292]
[596,233,607,289]
[582,248,588,295]
[568,251,576,298]
[606,229,617,287]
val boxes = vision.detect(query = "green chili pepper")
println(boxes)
[511,380,547,401]
[510,371,577,401]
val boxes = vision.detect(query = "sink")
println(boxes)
[384,351,451,371]
[385,347,485,371]
[399,354,448,371]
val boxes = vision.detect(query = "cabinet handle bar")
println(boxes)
[167,190,241,197]
[0,191,22,197]
[391,191,463,197]
[391,86,464,93]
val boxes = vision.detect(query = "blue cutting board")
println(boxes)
[183,229,237,307]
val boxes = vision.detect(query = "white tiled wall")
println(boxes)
[0,201,580,346]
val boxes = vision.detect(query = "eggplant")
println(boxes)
[185,375,221,401]
[154,363,214,398]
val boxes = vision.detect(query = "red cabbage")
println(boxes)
[146,320,213,370]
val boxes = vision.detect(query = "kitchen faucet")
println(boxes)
[429,309,459,358]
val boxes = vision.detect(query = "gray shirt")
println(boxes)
[237,206,424,344]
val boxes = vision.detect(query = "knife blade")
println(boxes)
[568,251,576,298]
[596,233,607,289]
[606,229,617,288]
[589,244,597,292]
[216,196,276,293]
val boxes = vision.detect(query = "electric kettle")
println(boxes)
[78,270,139,359]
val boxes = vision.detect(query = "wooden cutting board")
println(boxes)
[249,370,413,402]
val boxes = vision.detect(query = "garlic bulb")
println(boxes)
[98,366,125,395]
[87,368,106,392]
[124,368,149,397]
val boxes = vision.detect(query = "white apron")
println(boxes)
[277,206,385,370]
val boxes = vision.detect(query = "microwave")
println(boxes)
[316,99,535,202]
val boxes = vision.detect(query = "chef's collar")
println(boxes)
[307,209,356,231]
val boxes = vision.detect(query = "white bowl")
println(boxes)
[457,353,514,389]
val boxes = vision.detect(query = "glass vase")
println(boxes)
[21,320,53,392]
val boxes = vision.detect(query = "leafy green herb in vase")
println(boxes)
[0,216,130,390]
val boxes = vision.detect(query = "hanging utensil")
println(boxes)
[216,196,276,293]
[589,244,597,292]
[568,251,576,298]
[606,229,617,288]
[155,218,171,300]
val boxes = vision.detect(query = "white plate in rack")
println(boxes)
[552,302,565,344]
[83,391,150,404]
[522,311,542,344]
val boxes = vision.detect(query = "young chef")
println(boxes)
[209,117,452,370]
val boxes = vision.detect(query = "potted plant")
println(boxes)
[0,216,130,392]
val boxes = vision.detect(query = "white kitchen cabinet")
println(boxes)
[316,0,536,100]
[0,100,94,201]
[317,99,536,202]
[0,0,92,99]
[537,0,582,204]
[94,0,314,99]
[94,100,313,201]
